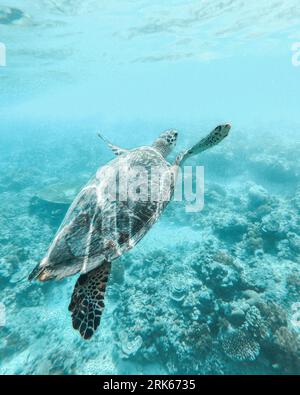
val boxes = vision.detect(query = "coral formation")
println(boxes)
[222,328,260,362]
[0,124,299,374]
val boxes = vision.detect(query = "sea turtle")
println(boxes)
[29,123,231,339]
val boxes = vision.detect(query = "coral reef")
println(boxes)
[0,125,299,374]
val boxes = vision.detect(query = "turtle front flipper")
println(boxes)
[176,124,231,165]
[97,132,129,156]
[68,261,111,340]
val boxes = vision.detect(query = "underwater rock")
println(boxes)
[204,183,227,205]
[261,213,285,239]
[228,308,245,327]
[292,187,300,210]
[247,184,269,210]
[277,233,300,260]
[15,283,45,308]
[212,251,235,266]
[197,289,215,314]
[286,232,300,254]
[185,323,212,356]
[170,286,186,303]
[201,260,242,299]
[240,267,270,293]
[286,272,300,298]
[248,204,273,222]
[111,260,125,285]
[200,150,240,178]
[182,287,214,315]
[169,278,187,303]
[120,334,143,359]
[0,173,29,193]
[242,224,264,254]
[249,153,298,183]
[34,348,77,375]
[272,327,300,374]
[224,300,249,327]
[214,214,248,243]
[0,327,29,361]
[241,290,262,305]
[0,255,19,282]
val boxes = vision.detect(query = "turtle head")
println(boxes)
[213,123,231,141]
[152,129,178,157]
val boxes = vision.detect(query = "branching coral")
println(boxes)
[243,306,269,340]
[221,328,260,362]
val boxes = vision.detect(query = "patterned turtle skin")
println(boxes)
[29,124,230,339]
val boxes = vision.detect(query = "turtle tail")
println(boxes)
[28,262,57,282]
[28,264,43,281]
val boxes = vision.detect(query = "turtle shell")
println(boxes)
[39,147,175,280]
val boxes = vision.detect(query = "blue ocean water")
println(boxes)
[0,0,300,374]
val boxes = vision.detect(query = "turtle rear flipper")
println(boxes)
[68,261,111,340]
